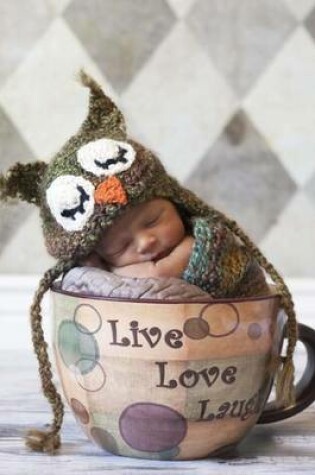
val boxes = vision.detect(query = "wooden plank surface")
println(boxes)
[0,349,314,475]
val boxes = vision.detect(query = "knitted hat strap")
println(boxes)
[25,260,75,453]
[211,211,297,407]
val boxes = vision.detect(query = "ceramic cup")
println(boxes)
[51,286,315,460]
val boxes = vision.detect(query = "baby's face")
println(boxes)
[96,199,185,267]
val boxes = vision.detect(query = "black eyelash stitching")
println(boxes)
[94,146,128,170]
[61,185,90,220]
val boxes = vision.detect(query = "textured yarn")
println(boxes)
[183,217,269,298]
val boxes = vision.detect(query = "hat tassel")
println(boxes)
[25,260,75,453]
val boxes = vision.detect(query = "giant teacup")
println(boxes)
[51,286,315,460]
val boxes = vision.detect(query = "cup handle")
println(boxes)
[258,323,315,424]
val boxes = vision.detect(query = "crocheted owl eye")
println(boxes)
[46,175,95,231]
[77,138,136,177]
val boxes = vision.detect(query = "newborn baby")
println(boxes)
[83,198,193,277]
[80,197,269,299]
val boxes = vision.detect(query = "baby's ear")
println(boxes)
[0,161,48,206]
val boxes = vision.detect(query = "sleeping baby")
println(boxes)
[72,197,269,299]
[0,71,296,453]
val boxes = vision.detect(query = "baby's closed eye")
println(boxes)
[145,217,159,227]
[144,211,162,228]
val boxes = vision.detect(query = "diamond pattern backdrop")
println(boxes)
[0,0,315,276]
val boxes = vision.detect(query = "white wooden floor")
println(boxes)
[0,349,314,475]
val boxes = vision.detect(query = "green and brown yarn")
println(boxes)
[25,260,75,452]
[0,71,297,454]
[0,161,48,205]
[183,217,270,298]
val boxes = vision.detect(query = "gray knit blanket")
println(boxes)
[61,266,210,301]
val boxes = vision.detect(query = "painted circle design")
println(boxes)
[248,322,262,340]
[144,446,180,460]
[74,304,102,335]
[90,427,119,454]
[183,317,209,340]
[74,359,106,392]
[183,303,240,340]
[58,320,99,375]
[200,303,240,338]
[155,446,180,460]
[119,403,187,452]
[70,398,90,424]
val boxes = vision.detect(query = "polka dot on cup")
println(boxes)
[57,320,99,375]
[147,446,180,460]
[247,323,262,340]
[183,317,209,340]
[70,398,90,424]
[119,403,187,452]
[90,427,119,454]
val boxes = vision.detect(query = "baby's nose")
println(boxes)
[136,232,157,254]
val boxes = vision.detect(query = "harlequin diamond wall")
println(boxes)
[0,0,315,276]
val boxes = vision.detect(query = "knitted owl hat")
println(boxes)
[0,71,298,454]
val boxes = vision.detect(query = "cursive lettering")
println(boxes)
[108,320,183,349]
[155,361,238,389]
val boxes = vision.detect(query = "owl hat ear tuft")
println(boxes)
[78,69,127,139]
[0,161,48,206]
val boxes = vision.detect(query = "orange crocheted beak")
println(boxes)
[94,176,128,205]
